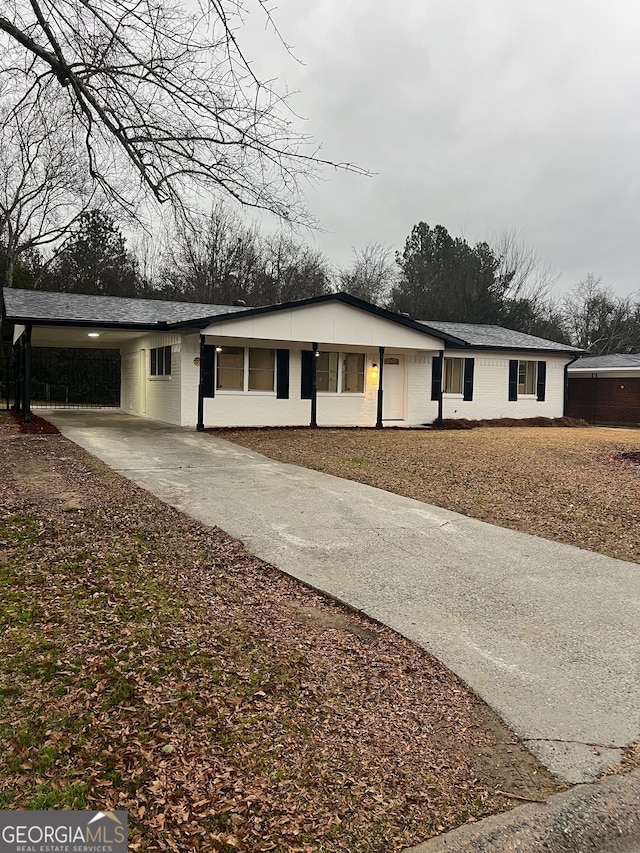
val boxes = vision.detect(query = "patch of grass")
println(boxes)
[26,782,88,810]
[0,514,41,544]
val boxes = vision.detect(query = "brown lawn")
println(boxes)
[0,415,562,853]
[211,426,640,565]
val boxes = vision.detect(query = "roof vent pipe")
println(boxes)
[233,299,247,307]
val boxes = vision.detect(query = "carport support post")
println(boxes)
[22,324,32,425]
[196,334,205,431]
[12,341,21,413]
[310,342,318,428]
[376,346,385,428]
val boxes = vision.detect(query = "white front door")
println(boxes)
[382,355,405,420]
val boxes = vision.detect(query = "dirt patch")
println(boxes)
[9,411,59,435]
[435,416,588,430]
[0,417,562,852]
[607,450,640,466]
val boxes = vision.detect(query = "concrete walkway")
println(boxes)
[44,410,640,785]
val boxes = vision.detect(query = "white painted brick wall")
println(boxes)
[201,349,382,427]
[121,334,183,425]
[181,335,200,426]
[439,351,569,421]
[123,336,571,428]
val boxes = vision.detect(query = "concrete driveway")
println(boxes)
[44,410,640,785]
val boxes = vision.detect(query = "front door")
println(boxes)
[382,355,405,420]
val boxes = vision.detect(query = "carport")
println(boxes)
[1,287,232,423]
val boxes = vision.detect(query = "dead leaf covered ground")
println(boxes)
[0,415,561,852]
[212,426,640,565]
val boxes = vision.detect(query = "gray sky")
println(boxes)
[242,0,640,297]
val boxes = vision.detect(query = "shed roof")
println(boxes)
[568,353,640,371]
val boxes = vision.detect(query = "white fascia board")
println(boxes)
[568,366,640,373]
[12,324,25,345]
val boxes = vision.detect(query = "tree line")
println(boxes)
[3,209,638,356]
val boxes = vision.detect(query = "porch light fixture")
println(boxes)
[215,346,223,352]
[87,332,100,337]
[371,362,379,379]
[315,350,320,357]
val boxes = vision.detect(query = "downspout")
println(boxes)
[437,348,444,427]
[196,333,205,431]
[375,346,385,428]
[22,324,32,425]
[563,355,580,417]
[310,342,318,428]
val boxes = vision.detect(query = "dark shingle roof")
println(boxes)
[569,353,640,370]
[417,320,583,353]
[2,288,244,328]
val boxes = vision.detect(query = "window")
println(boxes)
[342,353,365,393]
[316,352,365,393]
[216,347,275,392]
[216,346,244,390]
[248,348,275,391]
[150,345,171,376]
[443,357,463,394]
[316,352,339,392]
[518,360,537,395]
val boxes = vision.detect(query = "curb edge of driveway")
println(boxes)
[403,768,640,852]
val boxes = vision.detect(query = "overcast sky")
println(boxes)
[241,0,640,297]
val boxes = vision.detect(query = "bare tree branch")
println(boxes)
[0,94,96,286]
[0,0,367,223]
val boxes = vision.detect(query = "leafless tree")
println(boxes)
[160,200,332,304]
[0,94,95,287]
[255,232,332,304]
[492,229,560,305]
[0,0,364,224]
[160,201,262,303]
[562,274,638,354]
[338,243,396,306]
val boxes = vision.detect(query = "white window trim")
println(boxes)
[216,346,276,395]
[518,360,537,397]
[150,345,172,379]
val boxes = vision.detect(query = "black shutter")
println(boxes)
[276,349,290,399]
[463,357,474,401]
[300,350,313,400]
[201,345,215,398]
[536,360,547,402]
[508,359,518,401]
[431,354,442,401]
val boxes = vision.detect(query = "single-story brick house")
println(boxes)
[3,287,583,428]
[567,354,640,425]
